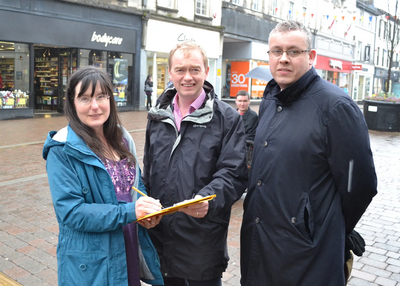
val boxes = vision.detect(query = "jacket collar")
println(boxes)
[264,67,318,106]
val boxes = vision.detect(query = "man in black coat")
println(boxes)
[240,20,377,286]
[143,41,248,286]
[235,90,258,141]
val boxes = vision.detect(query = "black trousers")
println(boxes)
[157,276,222,286]
[146,92,152,110]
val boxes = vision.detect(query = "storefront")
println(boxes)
[314,55,352,90]
[222,42,270,99]
[144,19,223,105]
[0,1,142,120]
[223,59,269,99]
[351,64,374,102]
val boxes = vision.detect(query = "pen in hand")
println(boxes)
[132,186,163,209]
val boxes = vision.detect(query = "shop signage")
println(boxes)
[177,33,196,42]
[230,62,250,98]
[91,31,123,47]
[351,65,362,70]
[329,59,342,69]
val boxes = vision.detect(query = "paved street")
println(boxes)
[0,106,399,286]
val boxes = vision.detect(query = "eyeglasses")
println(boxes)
[75,94,110,106]
[267,49,311,58]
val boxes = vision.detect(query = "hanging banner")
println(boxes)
[230,62,250,98]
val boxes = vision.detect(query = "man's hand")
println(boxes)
[178,195,209,218]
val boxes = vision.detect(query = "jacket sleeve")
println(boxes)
[197,110,248,220]
[142,120,152,195]
[327,101,377,233]
[46,146,138,232]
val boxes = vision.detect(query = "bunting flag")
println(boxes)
[326,15,329,20]
[334,15,337,20]
[275,7,278,13]
[342,16,345,20]
[303,12,306,17]
[311,13,314,18]
[353,16,356,21]
[289,10,292,15]
[369,16,373,21]
[345,23,352,36]
[329,19,335,29]
[361,16,364,21]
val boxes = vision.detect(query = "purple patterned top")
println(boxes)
[103,157,140,286]
[103,157,136,194]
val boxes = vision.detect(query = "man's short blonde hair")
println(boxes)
[169,41,209,70]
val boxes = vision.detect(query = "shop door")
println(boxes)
[58,49,77,112]
[358,76,365,101]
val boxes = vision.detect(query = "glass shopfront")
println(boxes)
[0,1,142,120]
[0,42,30,109]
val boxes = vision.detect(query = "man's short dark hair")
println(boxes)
[236,90,250,99]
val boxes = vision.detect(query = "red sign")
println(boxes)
[351,65,362,70]
[230,62,250,98]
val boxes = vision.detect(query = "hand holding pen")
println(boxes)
[132,186,163,229]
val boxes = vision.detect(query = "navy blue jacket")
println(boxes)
[241,67,377,286]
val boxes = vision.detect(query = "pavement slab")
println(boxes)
[0,107,399,285]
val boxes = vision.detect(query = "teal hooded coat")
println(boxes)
[43,125,163,286]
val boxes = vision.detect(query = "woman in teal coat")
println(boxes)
[43,66,163,286]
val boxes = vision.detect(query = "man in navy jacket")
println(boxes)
[240,20,377,286]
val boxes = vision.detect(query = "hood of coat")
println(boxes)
[263,67,319,106]
[42,125,137,169]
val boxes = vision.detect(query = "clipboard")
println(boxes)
[136,194,216,222]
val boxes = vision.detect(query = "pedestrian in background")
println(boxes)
[240,20,377,286]
[143,41,248,286]
[145,74,153,110]
[43,66,163,286]
[235,90,258,141]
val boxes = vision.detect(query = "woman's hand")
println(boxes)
[135,196,162,228]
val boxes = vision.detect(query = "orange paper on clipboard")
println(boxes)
[136,194,216,222]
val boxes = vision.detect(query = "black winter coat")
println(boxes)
[143,81,248,281]
[240,107,258,141]
[240,68,377,286]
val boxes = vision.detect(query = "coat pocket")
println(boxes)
[65,251,108,285]
[292,193,315,243]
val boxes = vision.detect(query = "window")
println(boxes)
[365,46,370,62]
[232,0,244,5]
[252,0,261,11]
[383,22,387,40]
[289,2,294,20]
[378,20,382,37]
[382,49,385,66]
[158,0,174,8]
[0,42,30,109]
[359,10,364,27]
[356,41,362,61]
[376,47,380,65]
[195,0,207,16]
[272,0,278,16]
[80,50,133,106]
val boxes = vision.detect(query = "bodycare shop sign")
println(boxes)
[91,31,123,47]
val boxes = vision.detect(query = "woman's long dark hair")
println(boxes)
[64,66,135,165]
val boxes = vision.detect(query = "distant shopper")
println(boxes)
[43,66,163,286]
[144,75,153,110]
[235,90,258,141]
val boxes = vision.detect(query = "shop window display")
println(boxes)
[81,50,133,107]
[0,42,30,109]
